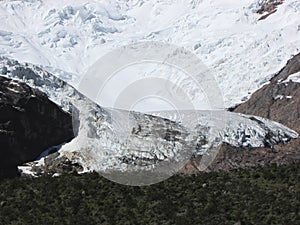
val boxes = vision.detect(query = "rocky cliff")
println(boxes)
[0,76,74,179]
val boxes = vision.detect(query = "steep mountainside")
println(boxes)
[0,76,74,179]
[0,1,299,178]
[234,53,300,133]
[0,57,298,180]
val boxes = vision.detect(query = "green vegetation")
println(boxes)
[0,164,299,225]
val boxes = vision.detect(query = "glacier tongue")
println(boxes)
[57,100,298,185]
[150,110,300,147]
[0,57,298,184]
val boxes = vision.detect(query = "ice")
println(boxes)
[1,58,298,177]
[0,0,298,110]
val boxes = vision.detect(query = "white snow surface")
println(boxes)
[0,0,299,110]
[282,71,300,83]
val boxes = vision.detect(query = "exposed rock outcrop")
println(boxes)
[0,76,74,179]
[234,53,300,133]
[207,139,300,172]
[23,152,84,177]
[256,0,284,20]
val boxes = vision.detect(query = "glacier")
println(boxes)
[1,57,298,185]
[0,0,299,109]
[0,0,299,184]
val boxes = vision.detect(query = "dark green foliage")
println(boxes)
[0,164,299,225]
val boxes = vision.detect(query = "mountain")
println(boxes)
[0,57,298,184]
[0,75,74,179]
[0,0,299,183]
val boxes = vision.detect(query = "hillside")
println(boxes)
[0,163,299,225]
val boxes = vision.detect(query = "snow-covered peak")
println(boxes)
[0,0,299,108]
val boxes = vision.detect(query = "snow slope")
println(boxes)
[0,0,299,110]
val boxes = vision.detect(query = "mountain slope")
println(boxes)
[0,57,298,182]
[234,53,300,133]
[0,76,74,179]
[0,0,299,109]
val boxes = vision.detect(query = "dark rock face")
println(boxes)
[32,152,84,176]
[270,53,300,83]
[0,76,74,179]
[234,82,300,133]
[207,139,300,172]
[180,139,300,174]
[257,0,284,14]
[234,53,300,133]
[256,0,284,20]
